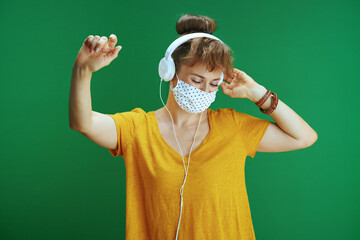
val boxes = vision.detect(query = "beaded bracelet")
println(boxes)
[255,90,279,114]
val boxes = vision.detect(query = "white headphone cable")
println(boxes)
[159,78,204,240]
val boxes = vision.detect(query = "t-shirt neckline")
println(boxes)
[150,108,212,159]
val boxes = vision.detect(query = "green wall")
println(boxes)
[1,0,359,239]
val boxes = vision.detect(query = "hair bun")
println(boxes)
[175,14,217,35]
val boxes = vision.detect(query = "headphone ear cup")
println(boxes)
[158,58,169,81]
[158,57,176,81]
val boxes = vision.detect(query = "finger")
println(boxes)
[89,35,101,53]
[233,72,239,81]
[234,69,245,79]
[223,73,231,84]
[111,46,122,58]
[84,35,94,47]
[227,69,238,83]
[220,82,231,95]
[109,46,122,60]
[224,72,232,84]
[95,36,108,52]
[108,34,117,49]
[226,72,236,84]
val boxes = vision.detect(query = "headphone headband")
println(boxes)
[164,32,224,59]
[158,32,224,82]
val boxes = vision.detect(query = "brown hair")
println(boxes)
[172,14,234,78]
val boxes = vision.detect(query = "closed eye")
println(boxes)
[192,80,218,87]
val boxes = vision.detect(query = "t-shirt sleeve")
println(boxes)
[105,108,142,157]
[232,109,271,158]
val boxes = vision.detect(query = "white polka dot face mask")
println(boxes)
[170,73,219,114]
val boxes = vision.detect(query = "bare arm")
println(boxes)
[220,68,318,154]
[68,34,122,151]
[68,64,118,150]
[249,85,318,152]
[68,65,93,131]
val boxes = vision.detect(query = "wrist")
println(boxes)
[248,84,273,110]
[247,84,267,102]
[72,64,92,76]
[247,84,279,114]
[72,64,93,82]
[73,62,92,73]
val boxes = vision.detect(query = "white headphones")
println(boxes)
[158,32,224,84]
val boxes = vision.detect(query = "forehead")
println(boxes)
[182,63,222,78]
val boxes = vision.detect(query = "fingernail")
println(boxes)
[95,47,99,52]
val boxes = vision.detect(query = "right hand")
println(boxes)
[74,34,122,73]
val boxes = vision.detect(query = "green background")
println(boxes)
[1,0,359,239]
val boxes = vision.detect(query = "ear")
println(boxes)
[170,77,178,88]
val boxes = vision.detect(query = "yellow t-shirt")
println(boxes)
[106,107,271,240]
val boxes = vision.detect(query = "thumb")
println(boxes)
[110,46,122,59]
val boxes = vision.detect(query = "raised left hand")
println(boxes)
[220,68,261,99]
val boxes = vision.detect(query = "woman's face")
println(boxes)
[171,63,222,93]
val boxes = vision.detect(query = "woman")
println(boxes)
[69,14,318,240]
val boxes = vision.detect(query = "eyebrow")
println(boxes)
[190,73,220,81]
